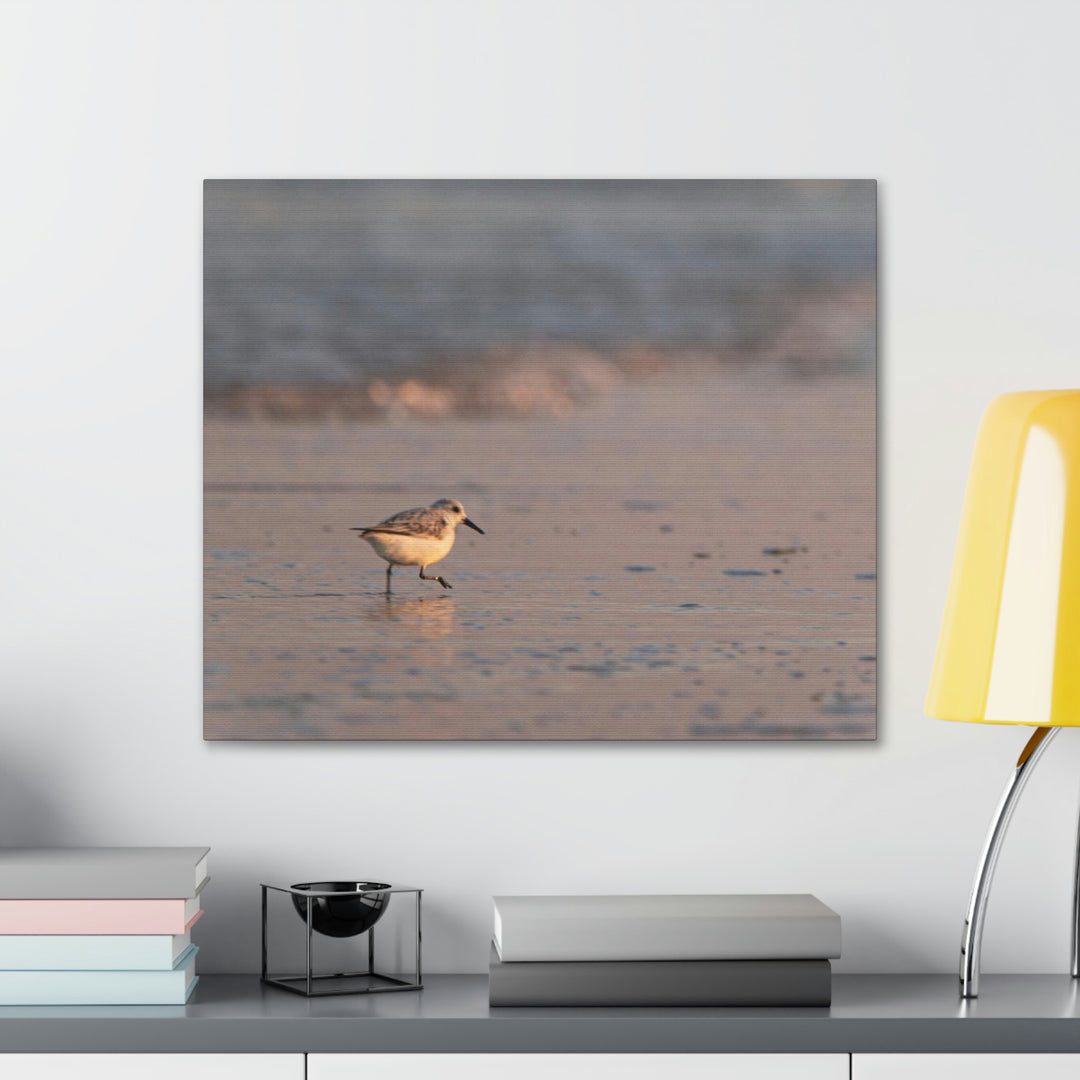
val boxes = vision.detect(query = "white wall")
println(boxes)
[1,0,1078,976]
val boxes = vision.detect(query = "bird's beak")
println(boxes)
[463,518,485,534]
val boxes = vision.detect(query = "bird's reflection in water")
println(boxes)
[364,594,457,641]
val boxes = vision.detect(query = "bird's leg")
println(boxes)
[418,566,452,590]
[385,564,393,594]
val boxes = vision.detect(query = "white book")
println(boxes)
[492,894,841,962]
[0,930,192,970]
[0,847,209,899]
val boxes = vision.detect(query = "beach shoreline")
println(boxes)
[204,372,876,740]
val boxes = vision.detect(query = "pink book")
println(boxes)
[0,898,203,935]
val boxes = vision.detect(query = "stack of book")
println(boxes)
[0,847,209,1005]
[489,893,840,1006]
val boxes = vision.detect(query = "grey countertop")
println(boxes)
[2,974,1080,1054]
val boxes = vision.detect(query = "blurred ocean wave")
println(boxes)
[204,180,875,419]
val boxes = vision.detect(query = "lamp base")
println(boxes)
[959,726,1064,997]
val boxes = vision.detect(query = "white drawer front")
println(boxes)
[2,1055,304,1080]
[310,1054,848,1080]
[855,1054,1080,1079]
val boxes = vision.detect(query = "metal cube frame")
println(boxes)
[260,882,423,997]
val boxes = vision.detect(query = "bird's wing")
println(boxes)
[350,526,424,537]
[350,506,447,538]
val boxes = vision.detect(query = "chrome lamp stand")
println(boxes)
[959,726,1078,997]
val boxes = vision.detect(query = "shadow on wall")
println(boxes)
[0,752,74,846]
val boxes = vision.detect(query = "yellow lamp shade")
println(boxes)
[926,389,1080,726]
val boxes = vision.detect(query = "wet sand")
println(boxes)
[204,374,876,740]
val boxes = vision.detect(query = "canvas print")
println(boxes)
[204,180,876,740]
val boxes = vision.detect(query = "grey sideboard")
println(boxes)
[1,974,1080,1054]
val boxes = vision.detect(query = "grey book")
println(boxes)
[489,946,831,1007]
[493,894,841,962]
[0,847,210,899]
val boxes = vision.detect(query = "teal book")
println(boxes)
[0,930,193,970]
[0,945,198,1005]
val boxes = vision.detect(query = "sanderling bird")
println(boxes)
[350,498,485,592]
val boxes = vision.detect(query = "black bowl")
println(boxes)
[290,881,392,938]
